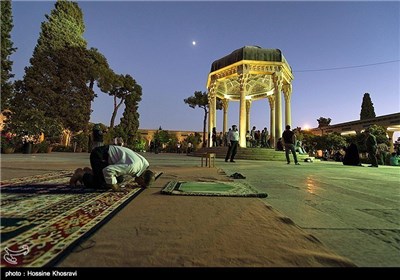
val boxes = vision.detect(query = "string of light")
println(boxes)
[293,59,400,73]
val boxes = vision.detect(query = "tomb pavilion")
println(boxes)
[206,46,294,148]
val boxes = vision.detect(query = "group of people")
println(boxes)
[223,124,395,168]
[224,124,303,165]
[245,126,271,148]
[69,124,155,191]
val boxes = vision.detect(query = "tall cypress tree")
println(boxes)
[35,0,86,53]
[17,0,93,132]
[360,93,376,120]
[1,0,17,111]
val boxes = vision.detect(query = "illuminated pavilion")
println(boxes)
[206,46,294,148]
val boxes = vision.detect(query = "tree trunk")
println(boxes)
[110,96,124,128]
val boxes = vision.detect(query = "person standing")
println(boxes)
[282,125,300,165]
[365,128,378,167]
[92,124,104,150]
[212,127,218,147]
[225,125,239,162]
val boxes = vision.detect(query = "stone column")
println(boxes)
[208,80,217,147]
[238,72,247,148]
[222,99,229,134]
[268,96,275,148]
[283,84,292,127]
[273,73,283,148]
[246,99,252,133]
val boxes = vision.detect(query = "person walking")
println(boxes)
[282,125,300,165]
[225,125,239,162]
[364,128,378,167]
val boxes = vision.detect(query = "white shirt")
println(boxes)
[228,129,240,142]
[103,145,149,185]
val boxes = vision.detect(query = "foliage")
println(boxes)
[367,124,389,145]
[353,124,389,153]
[18,46,94,132]
[185,132,202,148]
[1,0,17,111]
[184,91,223,147]
[42,120,64,144]
[360,93,376,120]
[1,131,18,150]
[72,132,89,151]
[317,117,331,128]
[3,108,63,144]
[53,145,74,152]
[35,141,49,153]
[118,84,142,145]
[153,129,171,145]
[34,0,86,54]
[302,125,389,155]
[301,131,347,151]
[128,138,147,152]
[86,47,114,93]
[13,0,92,133]
[107,74,138,128]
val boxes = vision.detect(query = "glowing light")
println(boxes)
[303,124,310,130]
[192,41,196,46]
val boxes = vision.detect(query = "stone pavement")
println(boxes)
[1,152,399,267]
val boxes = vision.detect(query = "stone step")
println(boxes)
[192,147,310,161]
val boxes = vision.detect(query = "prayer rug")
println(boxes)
[0,171,143,267]
[161,181,268,198]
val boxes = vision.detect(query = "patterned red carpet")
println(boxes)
[0,171,143,267]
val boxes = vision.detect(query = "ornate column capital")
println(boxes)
[282,84,292,101]
[267,95,275,108]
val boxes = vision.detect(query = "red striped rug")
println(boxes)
[0,171,143,267]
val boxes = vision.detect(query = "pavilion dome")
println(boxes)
[210,45,290,73]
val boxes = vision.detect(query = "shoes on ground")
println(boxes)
[295,162,300,165]
[287,162,290,164]
[229,172,246,179]
[106,184,122,192]
[230,160,235,163]
[368,165,378,167]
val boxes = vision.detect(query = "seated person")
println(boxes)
[389,152,400,166]
[343,143,362,166]
[276,138,284,151]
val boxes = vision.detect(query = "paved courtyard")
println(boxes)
[1,152,399,267]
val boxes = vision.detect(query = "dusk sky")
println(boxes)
[10,1,400,137]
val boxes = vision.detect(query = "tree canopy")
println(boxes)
[35,0,86,54]
[1,0,16,111]
[117,84,143,145]
[184,91,223,147]
[317,117,331,128]
[12,0,94,133]
[360,92,376,120]
[107,74,139,128]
